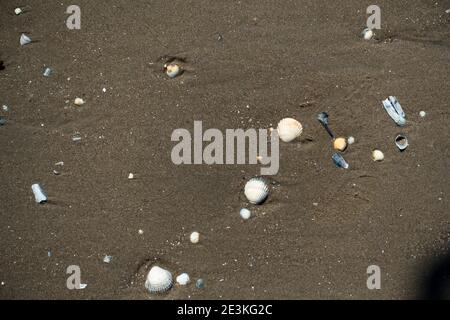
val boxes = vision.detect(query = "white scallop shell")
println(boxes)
[145,266,173,294]
[244,178,269,205]
[176,273,190,286]
[277,118,303,142]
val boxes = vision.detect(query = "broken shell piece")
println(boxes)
[103,255,112,263]
[31,184,47,203]
[196,279,205,289]
[74,98,85,106]
[395,135,408,151]
[240,208,251,220]
[165,63,182,78]
[72,133,82,143]
[332,153,349,169]
[277,118,303,142]
[2,105,8,112]
[347,136,355,145]
[419,111,426,118]
[190,232,200,244]
[372,149,384,161]
[361,28,374,40]
[333,137,347,151]
[15,8,23,15]
[43,67,52,77]
[145,266,173,294]
[382,96,406,126]
[244,177,269,205]
[128,173,134,179]
[20,34,32,46]
[176,273,190,286]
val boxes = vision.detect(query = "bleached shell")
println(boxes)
[74,98,85,106]
[240,208,251,220]
[372,149,384,161]
[176,273,190,286]
[15,8,23,15]
[277,118,303,142]
[145,266,173,294]
[347,136,355,145]
[362,28,374,40]
[165,63,182,78]
[333,137,347,151]
[20,34,31,46]
[190,232,200,244]
[244,178,269,205]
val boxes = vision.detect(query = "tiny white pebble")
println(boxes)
[347,136,355,145]
[138,229,144,235]
[190,232,200,244]
[176,273,190,285]
[240,208,251,220]
[128,173,134,179]
[102,88,106,93]
[419,111,426,117]
[74,97,85,106]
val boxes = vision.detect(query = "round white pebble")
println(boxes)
[190,232,200,244]
[138,229,144,235]
[240,208,251,220]
[419,111,426,118]
[176,273,190,285]
[347,136,355,145]
[128,173,134,179]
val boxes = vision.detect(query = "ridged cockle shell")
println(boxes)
[145,266,173,294]
[244,177,269,205]
[277,118,303,142]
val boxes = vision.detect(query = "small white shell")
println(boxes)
[20,34,31,46]
[74,97,85,106]
[128,173,134,179]
[176,273,190,286]
[15,8,23,15]
[145,266,173,294]
[165,63,182,78]
[240,208,251,220]
[419,111,426,118]
[372,149,384,162]
[362,28,374,40]
[190,232,200,244]
[277,118,303,142]
[244,178,269,205]
[347,136,355,145]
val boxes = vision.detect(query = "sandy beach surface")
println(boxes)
[0,0,449,299]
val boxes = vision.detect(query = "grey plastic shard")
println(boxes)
[20,34,32,46]
[382,96,406,126]
[332,153,349,169]
[31,183,47,203]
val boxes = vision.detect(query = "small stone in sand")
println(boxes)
[74,98,85,106]
[419,111,426,118]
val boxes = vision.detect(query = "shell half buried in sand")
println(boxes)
[145,266,173,294]
[277,118,303,142]
[244,177,269,205]
[164,63,182,78]
[20,34,32,46]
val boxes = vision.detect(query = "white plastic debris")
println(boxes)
[31,184,47,203]
[362,28,374,40]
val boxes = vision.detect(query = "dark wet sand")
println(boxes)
[0,0,449,299]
